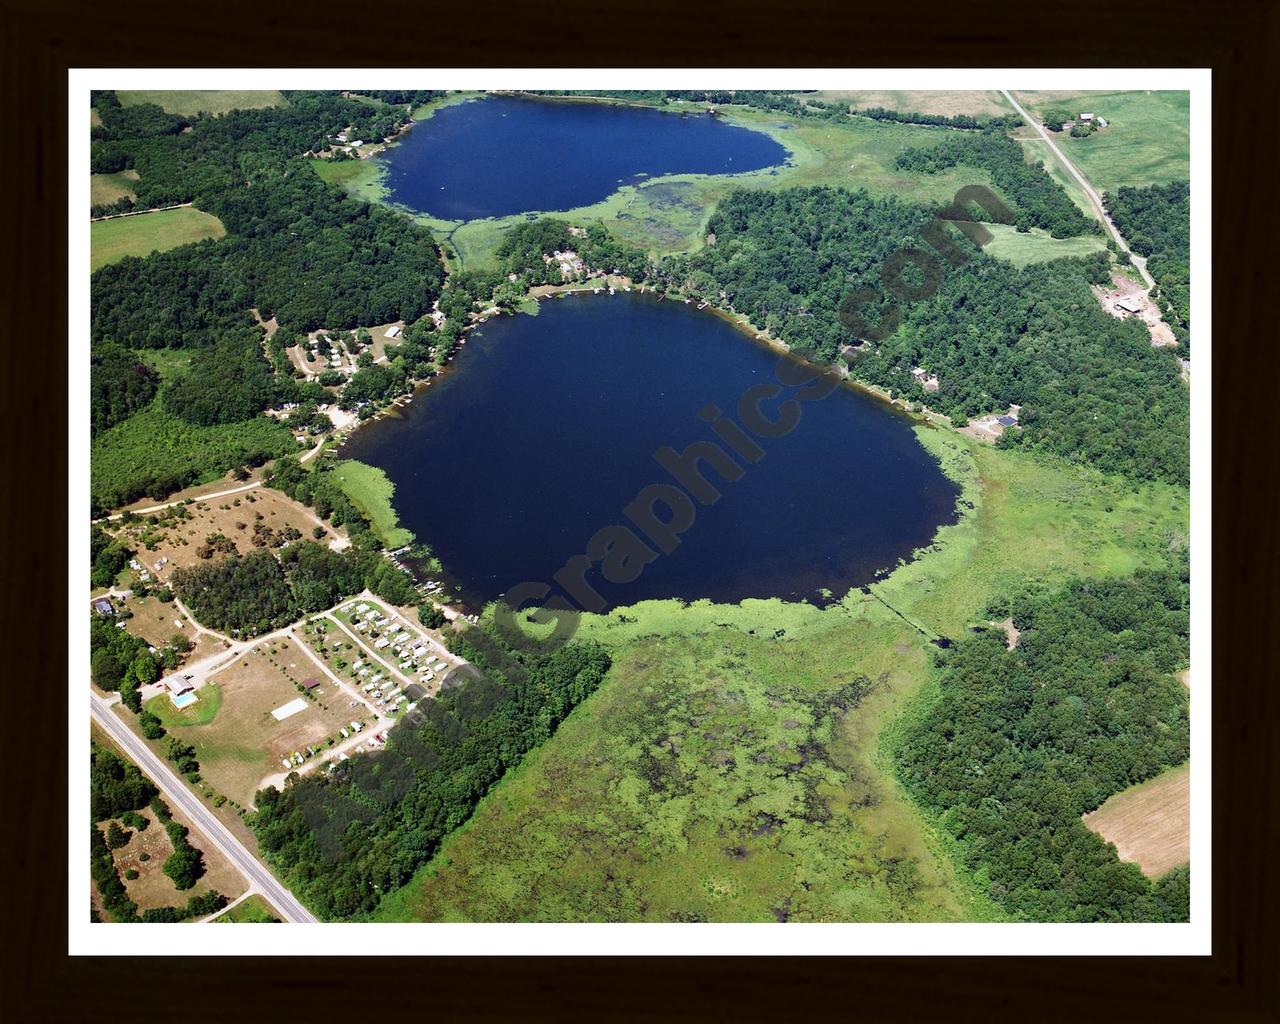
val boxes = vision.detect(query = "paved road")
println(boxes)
[90,694,318,923]
[1001,89,1155,289]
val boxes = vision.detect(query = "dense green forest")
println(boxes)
[251,633,611,918]
[1105,181,1191,344]
[90,342,158,436]
[170,536,418,637]
[894,567,1190,921]
[657,187,1187,484]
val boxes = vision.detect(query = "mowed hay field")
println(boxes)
[1083,763,1190,878]
[116,89,285,116]
[91,207,226,271]
[167,642,353,807]
[980,223,1107,268]
[90,169,140,207]
[1011,90,1190,193]
[796,90,1013,118]
[107,486,340,584]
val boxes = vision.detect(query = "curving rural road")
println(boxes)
[90,694,318,923]
[1001,89,1155,289]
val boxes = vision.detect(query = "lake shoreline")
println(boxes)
[338,289,965,616]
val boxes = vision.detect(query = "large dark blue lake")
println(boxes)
[340,294,959,612]
[377,96,790,221]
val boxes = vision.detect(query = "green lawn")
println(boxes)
[116,90,285,116]
[90,169,139,207]
[980,223,1107,267]
[373,433,1188,922]
[212,893,280,923]
[91,207,226,272]
[145,684,223,728]
[331,460,415,548]
[137,348,197,382]
[1012,91,1190,193]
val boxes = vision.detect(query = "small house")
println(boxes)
[92,598,115,617]
[302,678,320,691]
[996,415,1018,428]
[1115,297,1143,315]
[385,325,402,339]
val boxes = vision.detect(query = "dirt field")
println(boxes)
[1092,273,1178,347]
[98,801,246,914]
[1083,762,1190,878]
[171,641,357,806]
[108,487,342,585]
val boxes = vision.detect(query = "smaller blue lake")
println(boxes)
[377,95,790,221]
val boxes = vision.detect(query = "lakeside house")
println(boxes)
[911,366,941,393]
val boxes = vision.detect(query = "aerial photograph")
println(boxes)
[83,82,1195,930]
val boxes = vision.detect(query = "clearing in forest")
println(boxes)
[91,206,226,271]
[1083,762,1190,878]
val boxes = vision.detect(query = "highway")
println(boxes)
[90,694,319,923]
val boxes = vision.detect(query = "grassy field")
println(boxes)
[165,641,355,807]
[91,206,225,271]
[374,432,1188,922]
[798,90,1013,118]
[90,169,139,207]
[212,893,281,922]
[1083,762,1190,878]
[332,460,415,548]
[116,90,285,116]
[1011,91,1190,193]
[91,403,298,510]
[317,102,1001,271]
[980,223,1107,267]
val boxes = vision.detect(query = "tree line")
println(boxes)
[893,565,1191,922]
[251,630,611,918]
[532,90,1022,130]
[895,129,1101,238]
